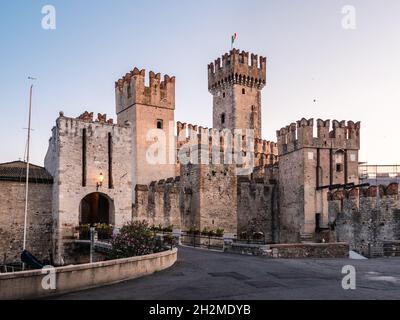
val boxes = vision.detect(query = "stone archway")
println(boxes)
[80,193,114,225]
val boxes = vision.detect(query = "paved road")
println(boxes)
[55,246,400,300]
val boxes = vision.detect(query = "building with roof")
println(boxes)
[0,161,53,264]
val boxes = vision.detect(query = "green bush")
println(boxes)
[163,234,175,245]
[108,221,159,259]
[187,227,200,235]
[208,230,216,237]
[216,228,224,237]
[75,224,91,240]
[201,227,210,236]
[163,225,174,233]
[95,223,113,240]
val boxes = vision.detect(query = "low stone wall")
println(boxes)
[224,242,349,258]
[224,243,271,256]
[0,248,177,300]
[270,243,349,259]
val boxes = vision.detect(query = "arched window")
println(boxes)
[157,119,163,129]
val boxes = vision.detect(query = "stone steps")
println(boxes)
[300,233,314,243]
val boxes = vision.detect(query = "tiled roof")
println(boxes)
[0,161,53,184]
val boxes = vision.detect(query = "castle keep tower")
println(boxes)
[115,68,176,189]
[277,119,361,243]
[208,49,267,139]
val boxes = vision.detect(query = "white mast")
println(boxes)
[23,77,36,252]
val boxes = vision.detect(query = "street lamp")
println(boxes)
[96,173,104,191]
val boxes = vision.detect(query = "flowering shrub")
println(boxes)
[108,221,159,259]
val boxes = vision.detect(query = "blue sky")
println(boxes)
[1,0,400,165]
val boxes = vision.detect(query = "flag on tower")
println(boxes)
[231,33,237,48]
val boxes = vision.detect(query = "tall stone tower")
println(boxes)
[208,49,267,139]
[277,119,361,243]
[115,68,176,189]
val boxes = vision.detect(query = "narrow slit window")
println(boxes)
[108,132,113,189]
[82,128,87,187]
[221,113,226,125]
[157,119,163,129]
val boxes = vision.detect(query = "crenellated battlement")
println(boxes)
[176,121,278,166]
[115,67,175,114]
[208,49,266,92]
[328,183,400,257]
[54,111,131,140]
[328,183,399,201]
[76,111,114,125]
[276,118,361,155]
[134,176,181,228]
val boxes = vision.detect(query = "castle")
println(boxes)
[1,48,399,264]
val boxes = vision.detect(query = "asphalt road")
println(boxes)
[54,246,400,300]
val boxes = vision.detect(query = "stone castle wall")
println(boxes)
[0,181,53,263]
[133,163,279,239]
[277,118,361,243]
[44,113,133,264]
[133,177,181,228]
[208,49,267,140]
[328,183,400,256]
[237,177,279,243]
[116,69,177,187]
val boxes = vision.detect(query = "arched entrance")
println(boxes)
[80,193,114,225]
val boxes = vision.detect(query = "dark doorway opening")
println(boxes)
[315,213,321,232]
[80,193,112,225]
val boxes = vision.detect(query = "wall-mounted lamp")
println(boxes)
[96,173,104,191]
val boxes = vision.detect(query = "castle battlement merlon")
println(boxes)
[329,183,399,200]
[176,121,278,166]
[75,111,115,125]
[328,183,399,214]
[208,49,266,91]
[115,67,175,113]
[277,118,361,155]
[57,111,131,129]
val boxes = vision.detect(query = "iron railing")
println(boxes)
[180,233,225,251]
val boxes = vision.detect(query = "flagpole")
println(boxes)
[23,78,36,254]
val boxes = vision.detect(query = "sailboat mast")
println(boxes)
[23,83,33,251]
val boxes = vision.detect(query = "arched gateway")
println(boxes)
[79,192,114,225]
